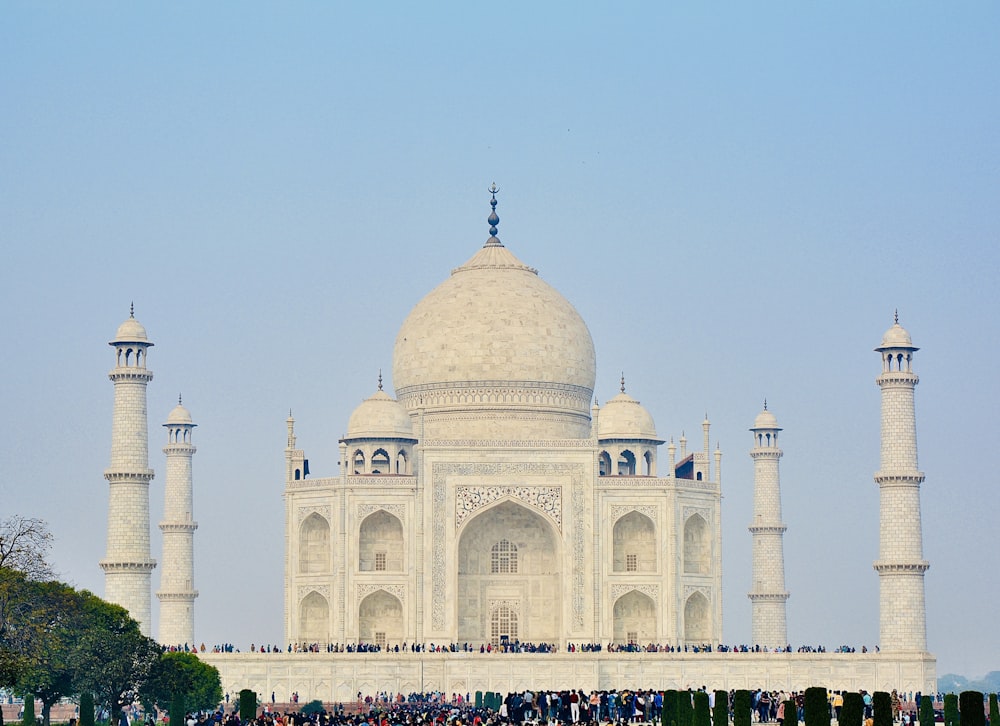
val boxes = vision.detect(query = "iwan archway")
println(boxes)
[456,500,562,645]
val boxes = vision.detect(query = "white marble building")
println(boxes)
[283,189,724,650]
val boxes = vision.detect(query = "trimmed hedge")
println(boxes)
[944,694,959,726]
[841,693,863,726]
[23,696,36,726]
[239,689,257,722]
[733,690,753,726]
[169,693,186,726]
[679,690,694,726]
[919,695,934,726]
[988,694,999,726]
[79,694,95,726]
[694,691,711,726]
[958,692,985,726]
[873,692,893,726]
[804,688,829,726]
[782,700,797,726]
[662,689,677,726]
[713,691,728,726]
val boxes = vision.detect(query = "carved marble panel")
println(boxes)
[455,486,561,530]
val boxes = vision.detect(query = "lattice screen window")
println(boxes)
[374,631,386,648]
[375,552,387,571]
[627,631,638,644]
[626,553,638,572]
[490,539,518,574]
[490,603,518,646]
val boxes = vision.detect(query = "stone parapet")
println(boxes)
[202,651,936,701]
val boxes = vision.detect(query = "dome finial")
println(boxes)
[894,308,899,325]
[620,372,626,393]
[130,301,135,318]
[178,393,183,405]
[485,182,502,247]
[763,398,767,411]
[377,369,383,392]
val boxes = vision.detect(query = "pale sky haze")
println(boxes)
[1,3,998,680]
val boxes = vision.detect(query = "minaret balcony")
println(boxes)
[99,558,157,572]
[873,560,929,574]
[873,471,925,485]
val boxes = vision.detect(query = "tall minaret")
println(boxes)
[157,396,198,646]
[101,306,157,636]
[748,402,789,647]
[874,313,928,652]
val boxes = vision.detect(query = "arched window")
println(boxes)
[396,451,407,474]
[353,450,365,475]
[598,451,612,476]
[491,539,518,574]
[299,513,330,574]
[617,450,636,476]
[684,514,710,575]
[490,602,518,646]
[371,449,389,474]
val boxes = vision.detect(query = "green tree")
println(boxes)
[783,699,798,726]
[663,690,679,726]
[72,596,159,718]
[804,688,830,726]
[944,694,959,726]
[958,692,985,726]
[169,693,186,726]
[841,694,863,726]
[713,691,728,726]
[679,691,694,726]
[987,694,998,726]
[141,652,222,714]
[694,691,711,726]
[734,691,752,726]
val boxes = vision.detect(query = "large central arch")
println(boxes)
[456,499,562,645]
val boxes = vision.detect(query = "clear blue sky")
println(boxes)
[2,3,997,679]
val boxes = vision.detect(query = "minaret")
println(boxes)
[157,396,198,646]
[874,313,928,652]
[101,306,156,636]
[748,401,789,647]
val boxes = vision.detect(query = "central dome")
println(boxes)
[392,197,596,439]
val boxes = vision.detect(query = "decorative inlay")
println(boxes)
[609,504,658,525]
[357,584,406,603]
[488,599,522,616]
[422,438,595,448]
[455,486,562,529]
[682,506,712,523]
[572,479,585,629]
[297,585,330,601]
[610,583,659,602]
[357,504,405,522]
[683,585,710,601]
[431,461,588,631]
[297,505,331,524]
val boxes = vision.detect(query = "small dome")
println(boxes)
[751,408,780,430]
[166,402,194,425]
[112,314,150,344]
[597,392,659,440]
[345,390,415,440]
[878,322,916,350]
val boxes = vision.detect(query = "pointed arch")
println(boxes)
[456,500,561,645]
[684,591,710,643]
[617,449,636,476]
[299,513,330,574]
[613,510,656,573]
[683,513,710,574]
[299,590,329,644]
[359,509,404,572]
[358,590,403,646]
[598,451,612,477]
[613,590,657,644]
[371,448,390,474]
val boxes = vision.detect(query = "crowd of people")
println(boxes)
[197,642,882,656]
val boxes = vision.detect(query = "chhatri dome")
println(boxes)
[392,185,596,439]
[597,376,661,441]
[877,310,918,350]
[166,395,194,425]
[112,304,151,344]
[345,373,415,440]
